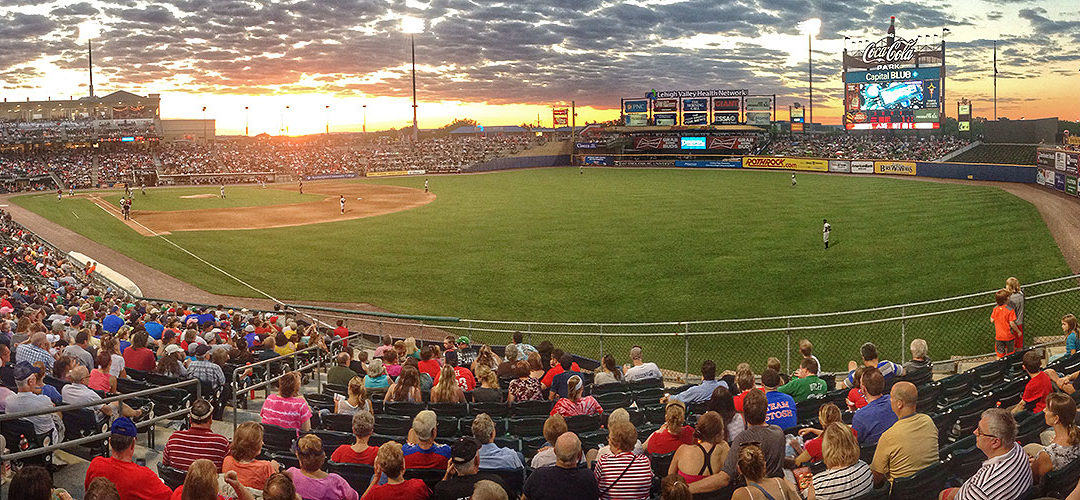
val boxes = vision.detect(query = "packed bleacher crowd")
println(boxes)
[762,135,970,161]
[361,135,546,174]
[0,205,1078,499]
[0,119,156,145]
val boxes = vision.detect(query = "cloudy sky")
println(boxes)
[2,0,1078,135]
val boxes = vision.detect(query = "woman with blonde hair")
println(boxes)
[335,376,371,414]
[1006,277,1025,350]
[384,366,422,403]
[471,344,501,374]
[731,445,800,500]
[364,359,390,390]
[668,411,728,486]
[286,434,358,500]
[1028,392,1080,482]
[550,375,602,417]
[791,403,847,465]
[644,400,694,454]
[430,365,465,403]
[806,422,872,499]
[472,365,503,403]
[176,459,253,500]
[223,421,281,490]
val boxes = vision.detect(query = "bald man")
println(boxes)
[62,365,144,421]
[15,332,55,370]
[523,433,599,500]
[870,381,939,486]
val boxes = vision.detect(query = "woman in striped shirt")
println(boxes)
[551,376,603,417]
[260,371,312,433]
[595,419,653,500]
[805,422,873,500]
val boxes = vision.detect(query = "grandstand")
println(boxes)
[0,205,1077,499]
[947,143,1038,165]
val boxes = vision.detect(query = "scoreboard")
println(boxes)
[844,67,941,130]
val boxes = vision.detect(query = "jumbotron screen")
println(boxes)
[845,79,940,130]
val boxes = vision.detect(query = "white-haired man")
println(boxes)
[939,408,1032,500]
[622,346,661,382]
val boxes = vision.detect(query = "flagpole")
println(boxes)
[993,40,998,121]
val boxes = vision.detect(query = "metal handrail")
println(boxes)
[0,378,200,461]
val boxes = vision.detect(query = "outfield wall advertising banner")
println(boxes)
[682,98,708,112]
[713,112,739,125]
[1037,169,1053,186]
[713,98,741,111]
[1067,152,1079,174]
[1056,172,1067,191]
[1068,175,1078,196]
[743,157,828,172]
[575,142,599,149]
[624,100,648,113]
[633,136,680,149]
[850,160,875,174]
[367,170,415,177]
[654,113,678,126]
[745,97,772,111]
[583,156,612,165]
[1036,149,1057,169]
[874,161,917,175]
[625,114,648,126]
[683,113,709,125]
[305,173,359,180]
[746,112,772,126]
[707,136,756,150]
[675,159,743,168]
[828,160,851,173]
[654,99,679,112]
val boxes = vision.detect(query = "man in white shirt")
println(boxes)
[62,366,144,422]
[5,363,60,444]
[623,346,662,382]
[823,219,831,249]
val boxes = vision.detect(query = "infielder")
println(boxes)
[823,218,831,249]
[220,184,226,199]
[339,195,345,214]
[69,186,74,197]
[792,173,797,187]
[424,179,429,193]
[57,188,62,201]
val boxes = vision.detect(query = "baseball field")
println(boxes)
[11,167,1070,327]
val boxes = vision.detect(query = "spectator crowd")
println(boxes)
[762,135,970,161]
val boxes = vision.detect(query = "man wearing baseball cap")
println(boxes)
[430,437,510,500]
[5,362,59,444]
[85,417,174,499]
[188,344,226,391]
[163,398,231,471]
[453,336,477,368]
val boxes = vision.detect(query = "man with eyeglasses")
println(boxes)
[939,408,1032,500]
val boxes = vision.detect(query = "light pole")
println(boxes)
[325,105,330,135]
[77,21,100,98]
[799,19,821,133]
[201,106,207,142]
[244,106,249,136]
[401,16,424,145]
[362,104,367,133]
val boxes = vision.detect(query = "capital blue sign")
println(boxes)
[846,67,941,84]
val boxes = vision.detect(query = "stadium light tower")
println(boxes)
[401,16,424,145]
[77,21,101,98]
[799,18,821,133]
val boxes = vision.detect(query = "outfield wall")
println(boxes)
[468,154,571,172]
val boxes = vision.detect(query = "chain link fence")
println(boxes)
[290,275,1080,383]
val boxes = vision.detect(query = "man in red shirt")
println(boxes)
[163,399,232,471]
[85,417,174,500]
[1015,350,1052,414]
[540,348,581,389]
[333,320,349,340]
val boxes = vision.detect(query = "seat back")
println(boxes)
[487,468,525,498]
[593,382,630,395]
[510,399,554,416]
[157,463,187,489]
[428,402,469,417]
[889,462,946,500]
[470,401,509,417]
[312,429,354,455]
[374,415,414,436]
[261,423,298,453]
[631,387,664,407]
[1042,455,1080,498]
[384,401,426,418]
[324,383,349,396]
[327,462,375,493]
[565,414,602,433]
[916,382,941,413]
[592,391,631,410]
[62,408,105,442]
[145,372,183,387]
[117,377,151,394]
[321,413,354,432]
[508,416,547,437]
[649,452,675,478]
[627,378,663,390]
[943,446,984,484]
[126,367,148,381]
[404,468,446,490]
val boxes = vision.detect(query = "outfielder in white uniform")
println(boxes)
[792,173,797,187]
[823,219,831,249]
[220,185,225,198]
[340,195,345,214]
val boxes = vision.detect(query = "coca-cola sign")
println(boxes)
[861,36,919,65]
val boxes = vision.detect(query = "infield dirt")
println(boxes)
[81,180,434,235]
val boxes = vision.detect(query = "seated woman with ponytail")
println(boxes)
[1026,392,1080,482]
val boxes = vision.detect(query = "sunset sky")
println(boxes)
[2,0,1078,135]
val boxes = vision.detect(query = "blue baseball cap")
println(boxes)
[111,417,137,437]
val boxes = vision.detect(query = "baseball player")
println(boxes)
[68,186,74,197]
[141,182,145,195]
[340,195,345,214]
[424,179,429,193]
[823,218,831,250]
[299,179,303,194]
[220,184,226,199]
[57,188,62,201]
[792,173,797,187]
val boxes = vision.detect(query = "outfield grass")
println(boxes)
[14,168,1071,326]
[98,185,322,211]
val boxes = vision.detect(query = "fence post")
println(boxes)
[786,318,792,374]
[599,324,604,361]
[901,306,907,363]
[684,323,690,382]
[527,323,532,344]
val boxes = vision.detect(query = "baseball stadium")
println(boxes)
[0,4,1078,500]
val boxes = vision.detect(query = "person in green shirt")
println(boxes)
[778,357,827,403]
[327,351,359,387]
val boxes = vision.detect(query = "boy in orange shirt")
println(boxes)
[991,288,1021,358]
